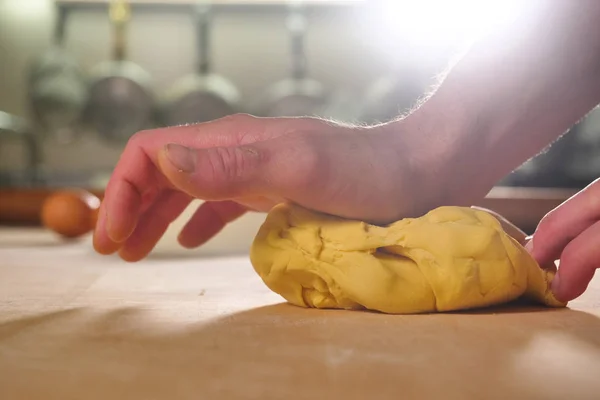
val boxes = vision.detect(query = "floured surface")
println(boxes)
[1,230,600,400]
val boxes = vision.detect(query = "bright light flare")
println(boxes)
[369,0,527,53]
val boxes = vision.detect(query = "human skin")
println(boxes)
[94,0,600,302]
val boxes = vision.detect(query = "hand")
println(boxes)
[526,178,600,302]
[94,114,478,262]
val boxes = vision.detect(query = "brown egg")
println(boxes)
[41,190,101,239]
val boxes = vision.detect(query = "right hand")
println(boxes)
[526,178,600,302]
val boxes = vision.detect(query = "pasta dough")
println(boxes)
[250,203,566,314]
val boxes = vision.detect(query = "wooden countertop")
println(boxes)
[1,229,600,400]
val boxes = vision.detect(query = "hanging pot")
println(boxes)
[83,0,156,144]
[27,4,88,144]
[255,0,328,118]
[160,2,240,127]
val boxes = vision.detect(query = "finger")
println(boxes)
[529,178,600,265]
[96,146,162,248]
[93,183,162,254]
[118,191,191,262]
[156,133,322,201]
[178,201,247,249]
[93,201,120,255]
[552,220,600,302]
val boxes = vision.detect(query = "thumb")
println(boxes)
[157,136,319,200]
[158,143,266,199]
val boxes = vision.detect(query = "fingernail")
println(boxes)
[524,236,534,253]
[102,204,115,239]
[165,143,196,173]
[104,207,113,236]
[551,274,562,298]
[105,214,120,243]
[103,200,124,243]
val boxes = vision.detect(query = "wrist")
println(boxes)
[379,101,500,211]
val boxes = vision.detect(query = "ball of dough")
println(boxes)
[250,204,566,314]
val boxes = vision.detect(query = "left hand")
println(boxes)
[93,113,472,262]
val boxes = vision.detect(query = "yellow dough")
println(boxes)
[250,203,567,314]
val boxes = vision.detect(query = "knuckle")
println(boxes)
[205,147,235,184]
[127,129,151,147]
[585,183,600,209]
[536,208,560,236]
[218,113,256,125]
[232,112,256,121]
[210,113,261,145]
[559,244,581,270]
[205,146,260,185]
[125,130,155,160]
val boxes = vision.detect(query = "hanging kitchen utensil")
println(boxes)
[83,0,155,144]
[27,4,88,144]
[160,2,240,127]
[255,0,328,118]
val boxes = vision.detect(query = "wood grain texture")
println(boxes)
[1,230,599,400]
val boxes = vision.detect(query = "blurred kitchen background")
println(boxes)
[1,0,599,254]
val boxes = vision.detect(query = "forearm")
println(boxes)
[393,0,600,197]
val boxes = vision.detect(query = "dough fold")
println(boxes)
[250,204,566,314]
